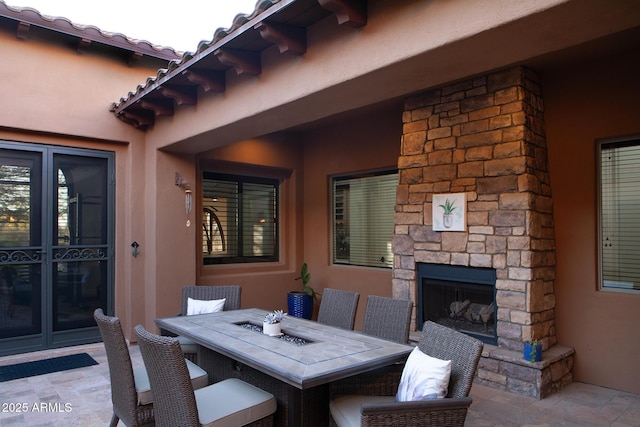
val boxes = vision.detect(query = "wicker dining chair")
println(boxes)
[94,308,208,427]
[175,285,241,363]
[317,288,360,330]
[329,321,483,427]
[362,295,413,344]
[134,325,276,427]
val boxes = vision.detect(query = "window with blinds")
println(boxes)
[202,172,278,264]
[332,170,398,268]
[599,138,640,291]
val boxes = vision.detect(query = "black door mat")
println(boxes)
[0,353,98,382]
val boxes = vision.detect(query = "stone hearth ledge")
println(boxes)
[477,344,575,399]
[410,331,574,399]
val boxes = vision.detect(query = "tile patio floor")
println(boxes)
[0,342,638,426]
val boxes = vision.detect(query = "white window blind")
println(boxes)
[600,139,640,291]
[332,171,398,268]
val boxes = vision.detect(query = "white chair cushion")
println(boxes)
[187,297,226,315]
[177,335,199,353]
[195,378,276,427]
[187,359,210,390]
[396,347,451,401]
[330,395,395,427]
[133,358,208,405]
[181,298,225,355]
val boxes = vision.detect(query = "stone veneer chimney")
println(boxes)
[393,66,574,398]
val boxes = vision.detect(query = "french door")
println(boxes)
[0,142,114,356]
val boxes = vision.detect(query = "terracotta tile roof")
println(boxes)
[110,0,283,117]
[109,0,367,130]
[1,0,367,130]
[0,0,182,61]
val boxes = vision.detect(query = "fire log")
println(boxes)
[449,299,471,318]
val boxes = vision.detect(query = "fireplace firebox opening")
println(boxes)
[417,263,497,345]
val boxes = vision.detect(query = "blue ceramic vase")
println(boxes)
[287,291,313,319]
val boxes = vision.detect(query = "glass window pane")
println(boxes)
[203,179,238,258]
[242,182,276,258]
[202,173,278,264]
[600,139,640,291]
[0,153,41,247]
[52,154,110,331]
[0,150,43,339]
[0,263,41,339]
[333,171,398,268]
[54,155,109,246]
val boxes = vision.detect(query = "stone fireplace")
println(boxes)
[392,66,574,398]
[417,263,497,345]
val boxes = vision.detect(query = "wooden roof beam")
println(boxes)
[128,51,143,66]
[214,48,261,76]
[182,69,226,93]
[158,85,197,106]
[255,21,306,55]
[318,0,367,28]
[138,98,174,117]
[118,109,154,129]
[77,38,91,54]
[16,21,30,40]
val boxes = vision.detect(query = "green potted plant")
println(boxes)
[523,339,542,362]
[287,263,317,319]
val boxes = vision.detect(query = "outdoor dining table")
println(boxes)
[155,308,413,427]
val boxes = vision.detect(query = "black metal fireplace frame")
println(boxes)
[417,263,497,345]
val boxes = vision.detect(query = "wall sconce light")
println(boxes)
[131,241,139,257]
[175,172,192,214]
[185,189,193,214]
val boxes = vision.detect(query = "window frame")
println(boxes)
[331,168,398,269]
[597,136,640,293]
[201,171,280,265]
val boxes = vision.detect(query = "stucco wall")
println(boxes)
[0,29,167,340]
[0,28,158,143]
[179,135,306,313]
[146,0,640,154]
[168,104,402,327]
[543,49,640,394]
[302,104,402,329]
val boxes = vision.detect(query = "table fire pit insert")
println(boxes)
[235,322,313,345]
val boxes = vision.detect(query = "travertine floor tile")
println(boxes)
[1,343,638,426]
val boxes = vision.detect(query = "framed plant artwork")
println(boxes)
[432,193,466,231]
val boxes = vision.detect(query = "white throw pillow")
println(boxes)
[186,297,226,315]
[396,347,452,401]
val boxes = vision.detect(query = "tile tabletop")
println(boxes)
[156,308,413,389]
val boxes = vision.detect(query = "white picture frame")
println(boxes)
[432,193,467,231]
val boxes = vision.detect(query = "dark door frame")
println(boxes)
[0,140,115,356]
